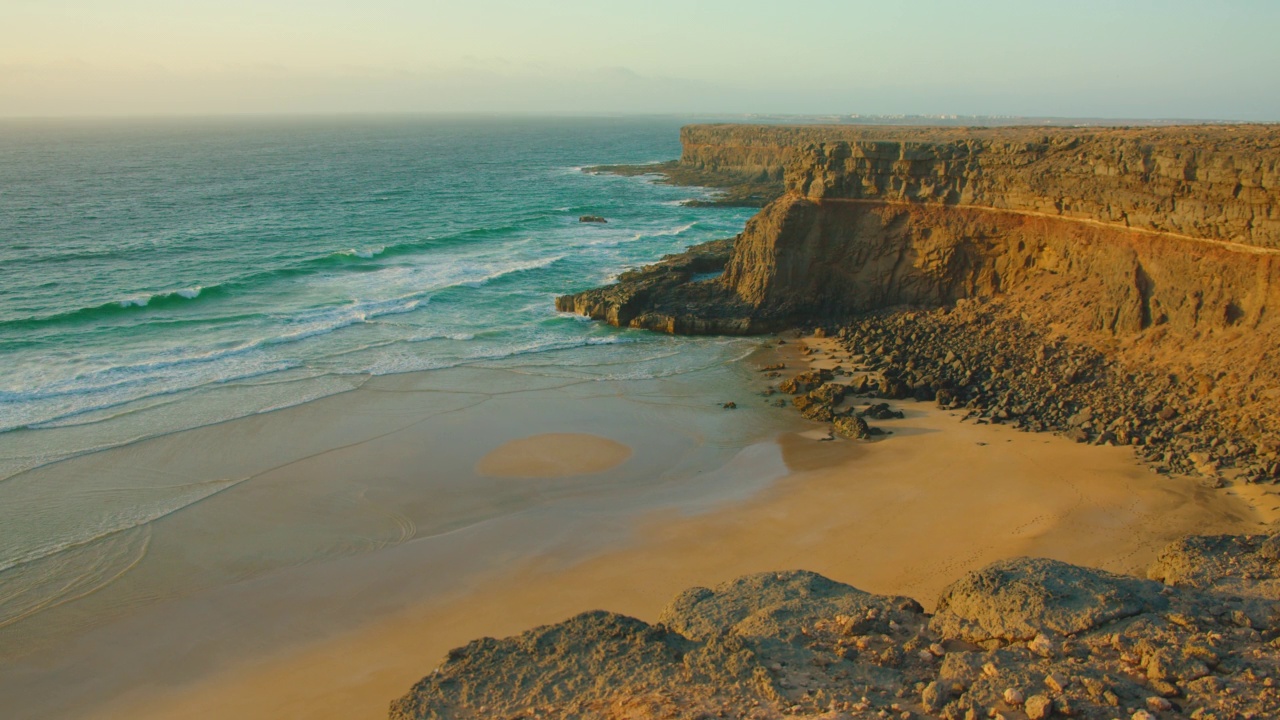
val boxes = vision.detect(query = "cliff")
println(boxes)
[679,124,1279,249]
[559,123,1280,472]
[390,533,1280,719]
[564,123,1280,355]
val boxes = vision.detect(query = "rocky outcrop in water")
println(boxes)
[390,534,1280,720]
[554,238,766,334]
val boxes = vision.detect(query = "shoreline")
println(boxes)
[57,331,1271,720]
[0,339,796,720]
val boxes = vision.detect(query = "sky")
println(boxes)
[2,0,1278,119]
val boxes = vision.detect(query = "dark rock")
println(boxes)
[578,215,608,223]
[936,387,956,407]
[833,415,872,439]
[1065,428,1090,443]
[879,378,909,400]
[555,238,770,335]
[860,403,905,420]
[808,383,847,406]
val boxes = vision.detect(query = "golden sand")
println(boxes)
[90,398,1261,720]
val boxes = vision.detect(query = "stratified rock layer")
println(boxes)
[721,195,1280,338]
[682,124,1280,248]
[390,535,1280,720]
[566,124,1280,335]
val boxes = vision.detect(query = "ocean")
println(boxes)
[0,116,761,638]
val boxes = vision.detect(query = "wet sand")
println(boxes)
[0,352,793,720]
[475,433,633,478]
[77,338,1268,720]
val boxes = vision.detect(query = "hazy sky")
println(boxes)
[2,0,1278,119]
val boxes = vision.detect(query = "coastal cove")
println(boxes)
[3,118,1278,720]
[64,336,1265,720]
[390,121,1280,718]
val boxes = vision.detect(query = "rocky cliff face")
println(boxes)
[566,124,1280,344]
[721,194,1280,339]
[559,124,1280,464]
[681,124,1280,249]
[788,129,1279,249]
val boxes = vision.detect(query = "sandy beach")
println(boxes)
[0,340,793,719]
[28,335,1265,720]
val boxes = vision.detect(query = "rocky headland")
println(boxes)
[392,125,1280,719]
[559,124,1280,482]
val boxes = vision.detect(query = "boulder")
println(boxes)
[833,415,872,440]
[859,403,904,420]
[930,557,1168,645]
[1147,533,1280,601]
[779,370,829,395]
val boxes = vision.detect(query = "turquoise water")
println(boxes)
[0,117,755,456]
[0,117,766,620]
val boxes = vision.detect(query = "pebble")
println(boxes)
[1029,633,1055,656]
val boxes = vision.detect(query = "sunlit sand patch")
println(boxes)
[475,433,632,478]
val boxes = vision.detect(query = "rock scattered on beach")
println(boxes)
[769,299,1280,483]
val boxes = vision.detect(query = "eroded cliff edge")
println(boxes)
[681,124,1278,246]
[559,125,1280,468]
[564,124,1280,332]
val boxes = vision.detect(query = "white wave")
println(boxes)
[651,221,698,237]
[339,246,385,259]
[459,255,563,288]
[350,331,641,377]
[404,331,476,342]
[265,297,425,346]
[580,221,699,248]
[115,286,205,307]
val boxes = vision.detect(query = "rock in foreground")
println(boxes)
[390,535,1280,719]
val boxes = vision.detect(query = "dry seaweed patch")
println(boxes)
[390,536,1280,720]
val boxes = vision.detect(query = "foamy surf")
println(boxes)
[116,286,205,308]
[0,115,759,499]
